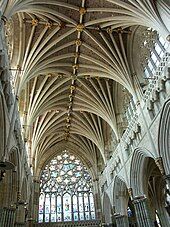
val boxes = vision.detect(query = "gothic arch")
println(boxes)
[130,148,170,226]
[113,175,129,215]
[0,146,20,207]
[158,98,170,174]
[35,141,98,182]
[130,147,155,196]
[38,150,97,223]
[0,91,7,159]
[102,192,112,224]
[8,147,20,206]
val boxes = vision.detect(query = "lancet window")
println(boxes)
[38,150,95,223]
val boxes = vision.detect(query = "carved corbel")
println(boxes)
[147,100,154,111]
[152,90,159,102]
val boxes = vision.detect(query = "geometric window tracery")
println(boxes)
[143,31,169,78]
[38,150,96,223]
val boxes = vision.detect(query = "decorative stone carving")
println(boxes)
[31,19,38,26]
[72,64,79,70]
[134,27,158,70]
[4,18,14,61]
[74,52,80,58]
[155,157,165,175]
[79,7,87,15]
[76,24,85,32]
[45,21,53,29]
[75,39,82,46]
[107,27,113,34]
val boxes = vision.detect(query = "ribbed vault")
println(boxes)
[1,0,170,173]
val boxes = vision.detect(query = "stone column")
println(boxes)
[14,206,26,227]
[0,207,16,227]
[114,214,129,227]
[27,180,39,226]
[92,178,102,220]
[14,222,26,227]
[133,195,154,227]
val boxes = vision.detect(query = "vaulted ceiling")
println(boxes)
[1,0,169,176]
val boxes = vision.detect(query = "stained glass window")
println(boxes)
[38,150,96,222]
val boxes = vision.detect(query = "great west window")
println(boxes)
[38,150,96,223]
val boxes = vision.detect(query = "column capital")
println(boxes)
[132,195,147,203]
[114,213,126,219]
[4,206,16,211]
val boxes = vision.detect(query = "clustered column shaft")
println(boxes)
[133,196,154,227]
[0,207,16,227]
[114,214,129,227]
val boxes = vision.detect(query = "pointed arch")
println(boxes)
[0,91,7,159]
[102,192,112,224]
[113,175,129,215]
[158,98,170,175]
[130,147,155,196]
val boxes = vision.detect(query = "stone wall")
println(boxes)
[99,53,170,226]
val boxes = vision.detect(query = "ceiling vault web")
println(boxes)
[1,0,169,173]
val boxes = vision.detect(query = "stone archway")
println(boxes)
[113,175,129,227]
[158,98,170,182]
[102,192,113,226]
[130,148,170,227]
[0,147,20,227]
[0,91,7,160]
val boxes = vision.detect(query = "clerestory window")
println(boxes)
[38,150,96,223]
[144,32,169,79]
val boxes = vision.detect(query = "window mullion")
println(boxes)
[77,193,80,221]
[149,57,157,70]
[43,193,46,222]
[71,194,74,221]
[157,38,165,52]
[55,193,57,222]
[61,194,64,221]
[82,192,85,220]
[88,192,91,219]
[152,48,161,62]
[39,151,96,223]
[145,64,153,77]
[49,193,51,222]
